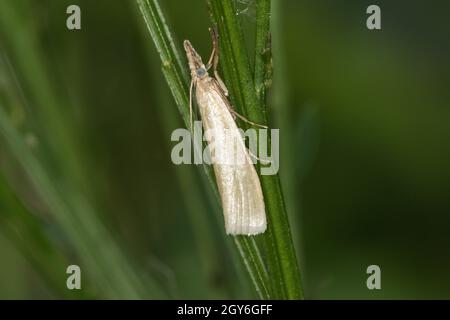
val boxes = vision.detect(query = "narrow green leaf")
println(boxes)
[136,0,272,299]
[207,0,304,299]
[254,0,271,109]
[0,103,166,298]
[0,174,90,298]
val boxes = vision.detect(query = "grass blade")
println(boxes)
[0,3,166,297]
[136,0,271,299]
[0,174,90,298]
[207,0,304,299]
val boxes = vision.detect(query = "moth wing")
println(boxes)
[216,160,267,235]
[196,81,267,235]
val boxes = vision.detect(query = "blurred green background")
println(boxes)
[0,0,449,299]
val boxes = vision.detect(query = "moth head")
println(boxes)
[183,40,208,79]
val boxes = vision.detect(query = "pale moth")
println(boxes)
[183,28,267,235]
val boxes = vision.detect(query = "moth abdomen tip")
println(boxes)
[226,223,267,236]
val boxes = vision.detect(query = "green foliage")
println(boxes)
[2,0,448,300]
[0,1,164,299]
[137,0,303,299]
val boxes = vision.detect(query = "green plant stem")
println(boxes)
[254,0,271,109]
[136,0,271,299]
[207,0,304,299]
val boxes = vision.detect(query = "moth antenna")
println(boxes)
[189,79,194,132]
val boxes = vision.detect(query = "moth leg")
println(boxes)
[206,27,229,97]
[220,90,266,128]
[247,148,272,164]
[227,105,268,129]
[205,27,217,70]
[214,72,229,97]
[206,26,265,130]
[234,134,271,165]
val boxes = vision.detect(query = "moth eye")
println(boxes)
[196,68,206,77]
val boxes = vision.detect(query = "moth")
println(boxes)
[183,28,267,235]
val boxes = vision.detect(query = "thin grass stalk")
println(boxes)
[207,0,304,299]
[136,0,271,299]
